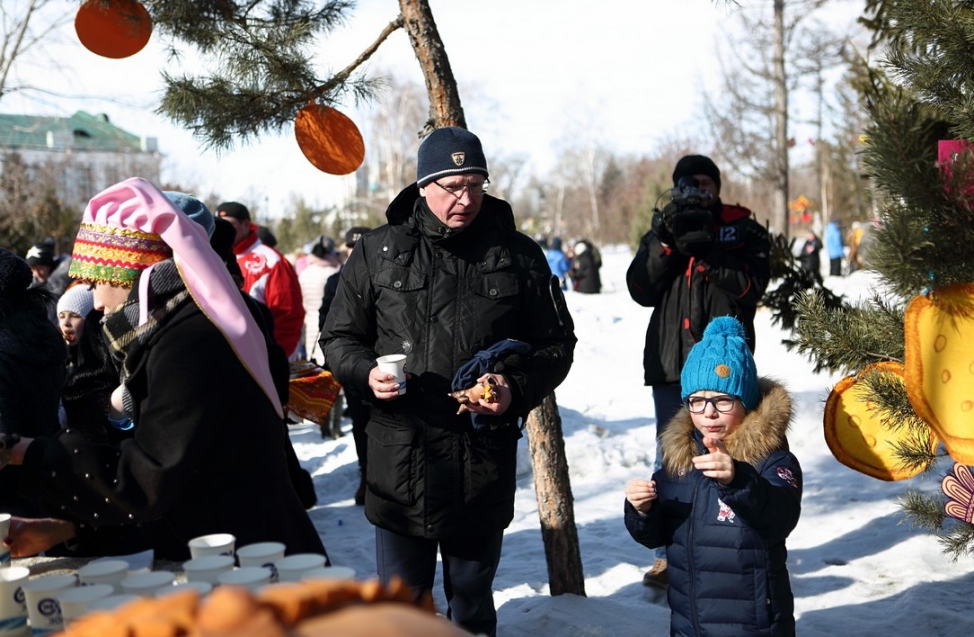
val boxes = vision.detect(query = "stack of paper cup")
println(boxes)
[0,514,11,567]
[187,534,235,559]
[23,573,77,636]
[158,581,212,598]
[77,560,129,593]
[183,555,235,585]
[57,584,114,625]
[0,567,30,637]
[275,554,327,582]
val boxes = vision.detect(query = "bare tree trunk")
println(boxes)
[525,393,586,597]
[397,0,466,130]
[773,0,790,239]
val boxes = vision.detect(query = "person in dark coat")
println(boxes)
[318,226,373,504]
[798,230,823,282]
[0,178,325,562]
[570,239,602,293]
[626,154,771,587]
[0,247,65,518]
[320,127,576,637]
[625,317,801,637]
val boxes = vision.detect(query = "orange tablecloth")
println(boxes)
[287,368,342,425]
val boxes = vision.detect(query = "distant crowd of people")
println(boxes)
[2,138,826,637]
[798,217,876,281]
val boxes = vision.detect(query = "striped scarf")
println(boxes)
[102,260,192,406]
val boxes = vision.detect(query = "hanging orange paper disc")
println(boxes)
[75,0,153,60]
[294,104,366,175]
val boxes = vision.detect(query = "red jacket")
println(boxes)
[233,225,305,357]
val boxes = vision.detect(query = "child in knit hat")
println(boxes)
[56,284,95,349]
[624,316,802,637]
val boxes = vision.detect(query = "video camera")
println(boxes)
[660,176,716,256]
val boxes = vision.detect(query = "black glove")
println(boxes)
[651,209,674,246]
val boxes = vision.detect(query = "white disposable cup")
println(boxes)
[216,567,272,591]
[275,554,327,583]
[236,542,286,581]
[0,514,11,566]
[57,584,114,625]
[119,571,175,597]
[77,560,129,593]
[236,542,286,568]
[23,573,77,634]
[0,566,30,637]
[85,594,140,613]
[182,555,235,585]
[376,354,407,395]
[187,533,235,559]
[299,566,356,581]
[157,581,212,598]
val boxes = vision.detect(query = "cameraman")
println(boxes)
[625,155,770,589]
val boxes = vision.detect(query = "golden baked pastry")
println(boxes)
[60,577,467,637]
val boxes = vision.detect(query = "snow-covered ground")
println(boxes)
[290,246,974,636]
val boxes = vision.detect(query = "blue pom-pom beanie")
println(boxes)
[680,316,759,410]
[417,127,489,187]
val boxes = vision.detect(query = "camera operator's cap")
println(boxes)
[216,201,251,222]
[681,316,759,410]
[673,155,721,193]
[345,226,371,248]
[417,127,489,187]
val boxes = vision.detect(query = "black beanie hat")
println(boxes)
[25,239,56,268]
[344,226,371,247]
[672,155,721,193]
[0,247,33,297]
[216,201,251,222]
[417,127,489,187]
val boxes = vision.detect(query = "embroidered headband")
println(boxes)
[69,223,172,287]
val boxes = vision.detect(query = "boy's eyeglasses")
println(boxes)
[685,395,738,414]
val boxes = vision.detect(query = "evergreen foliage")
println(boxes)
[795,0,974,559]
[148,0,381,150]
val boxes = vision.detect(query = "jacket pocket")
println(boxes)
[471,273,520,301]
[366,415,418,506]
[463,425,521,505]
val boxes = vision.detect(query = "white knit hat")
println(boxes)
[56,284,95,318]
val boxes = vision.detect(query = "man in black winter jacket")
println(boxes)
[626,154,770,588]
[320,127,576,637]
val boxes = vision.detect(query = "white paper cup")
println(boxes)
[236,542,286,568]
[77,560,129,593]
[236,542,286,581]
[0,514,11,567]
[85,594,140,613]
[187,533,235,559]
[275,554,327,582]
[57,584,114,625]
[182,555,235,585]
[216,567,272,591]
[119,572,175,597]
[23,573,77,634]
[376,354,407,395]
[157,581,212,598]
[299,566,356,581]
[0,566,30,637]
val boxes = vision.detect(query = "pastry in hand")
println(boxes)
[449,378,497,413]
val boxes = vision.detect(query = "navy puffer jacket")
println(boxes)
[625,379,800,637]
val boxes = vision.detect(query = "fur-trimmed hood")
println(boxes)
[661,377,792,475]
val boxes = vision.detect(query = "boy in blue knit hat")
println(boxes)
[624,316,802,637]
